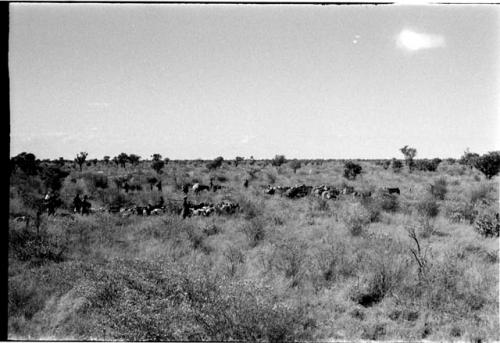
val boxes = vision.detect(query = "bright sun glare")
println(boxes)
[396,29,445,51]
[399,30,426,50]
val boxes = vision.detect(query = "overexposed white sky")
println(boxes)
[10,4,500,159]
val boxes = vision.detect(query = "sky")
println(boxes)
[9,4,500,160]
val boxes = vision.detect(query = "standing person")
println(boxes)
[81,195,91,215]
[181,196,190,219]
[243,179,249,188]
[45,191,58,216]
[73,194,82,214]
[182,183,189,195]
[156,180,162,191]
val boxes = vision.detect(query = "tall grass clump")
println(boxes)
[415,196,440,237]
[340,202,371,236]
[473,207,499,238]
[430,176,447,200]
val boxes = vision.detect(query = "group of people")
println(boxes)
[72,194,92,215]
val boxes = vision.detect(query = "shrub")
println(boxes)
[415,158,441,172]
[351,238,410,307]
[444,200,477,224]
[430,176,447,200]
[74,152,88,172]
[81,172,108,192]
[240,218,265,247]
[473,209,499,238]
[271,155,286,167]
[234,156,245,167]
[343,161,362,180]
[207,156,224,170]
[223,246,245,277]
[151,154,165,174]
[467,182,492,205]
[269,238,309,287]
[288,160,301,174]
[373,191,399,212]
[9,224,68,264]
[11,152,39,175]
[360,197,382,222]
[392,159,403,173]
[40,164,70,192]
[473,151,500,179]
[340,203,371,236]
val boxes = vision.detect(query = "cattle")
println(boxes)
[313,185,339,199]
[384,187,400,195]
[353,190,372,198]
[341,186,355,195]
[215,201,240,214]
[285,184,312,199]
[193,183,210,194]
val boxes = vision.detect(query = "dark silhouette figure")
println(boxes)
[182,184,190,195]
[209,179,214,191]
[243,179,249,188]
[81,195,91,215]
[124,182,130,193]
[73,194,82,214]
[44,191,58,216]
[181,196,190,219]
[156,180,162,191]
[157,196,165,208]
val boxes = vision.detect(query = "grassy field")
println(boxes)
[8,158,500,341]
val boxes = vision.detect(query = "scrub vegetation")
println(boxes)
[8,150,500,341]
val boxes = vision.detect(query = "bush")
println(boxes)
[271,155,286,167]
[473,209,499,238]
[473,151,500,179]
[340,203,371,236]
[392,159,403,173]
[343,161,362,180]
[81,172,109,192]
[240,218,265,247]
[268,238,309,287]
[288,160,301,173]
[416,196,439,219]
[415,158,441,172]
[207,156,224,170]
[373,191,399,212]
[9,224,68,264]
[430,177,447,200]
[11,152,39,175]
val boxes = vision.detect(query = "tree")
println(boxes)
[288,159,302,174]
[151,154,165,174]
[147,176,158,190]
[235,156,245,167]
[343,161,362,180]
[207,156,224,170]
[103,156,110,165]
[75,152,88,172]
[116,153,129,168]
[392,159,403,173]
[459,148,480,169]
[473,151,500,179]
[40,164,69,191]
[128,154,141,166]
[271,154,286,167]
[400,145,417,172]
[11,152,38,175]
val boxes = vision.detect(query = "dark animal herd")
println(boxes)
[265,184,400,199]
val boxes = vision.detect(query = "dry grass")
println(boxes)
[8,159,499,341]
